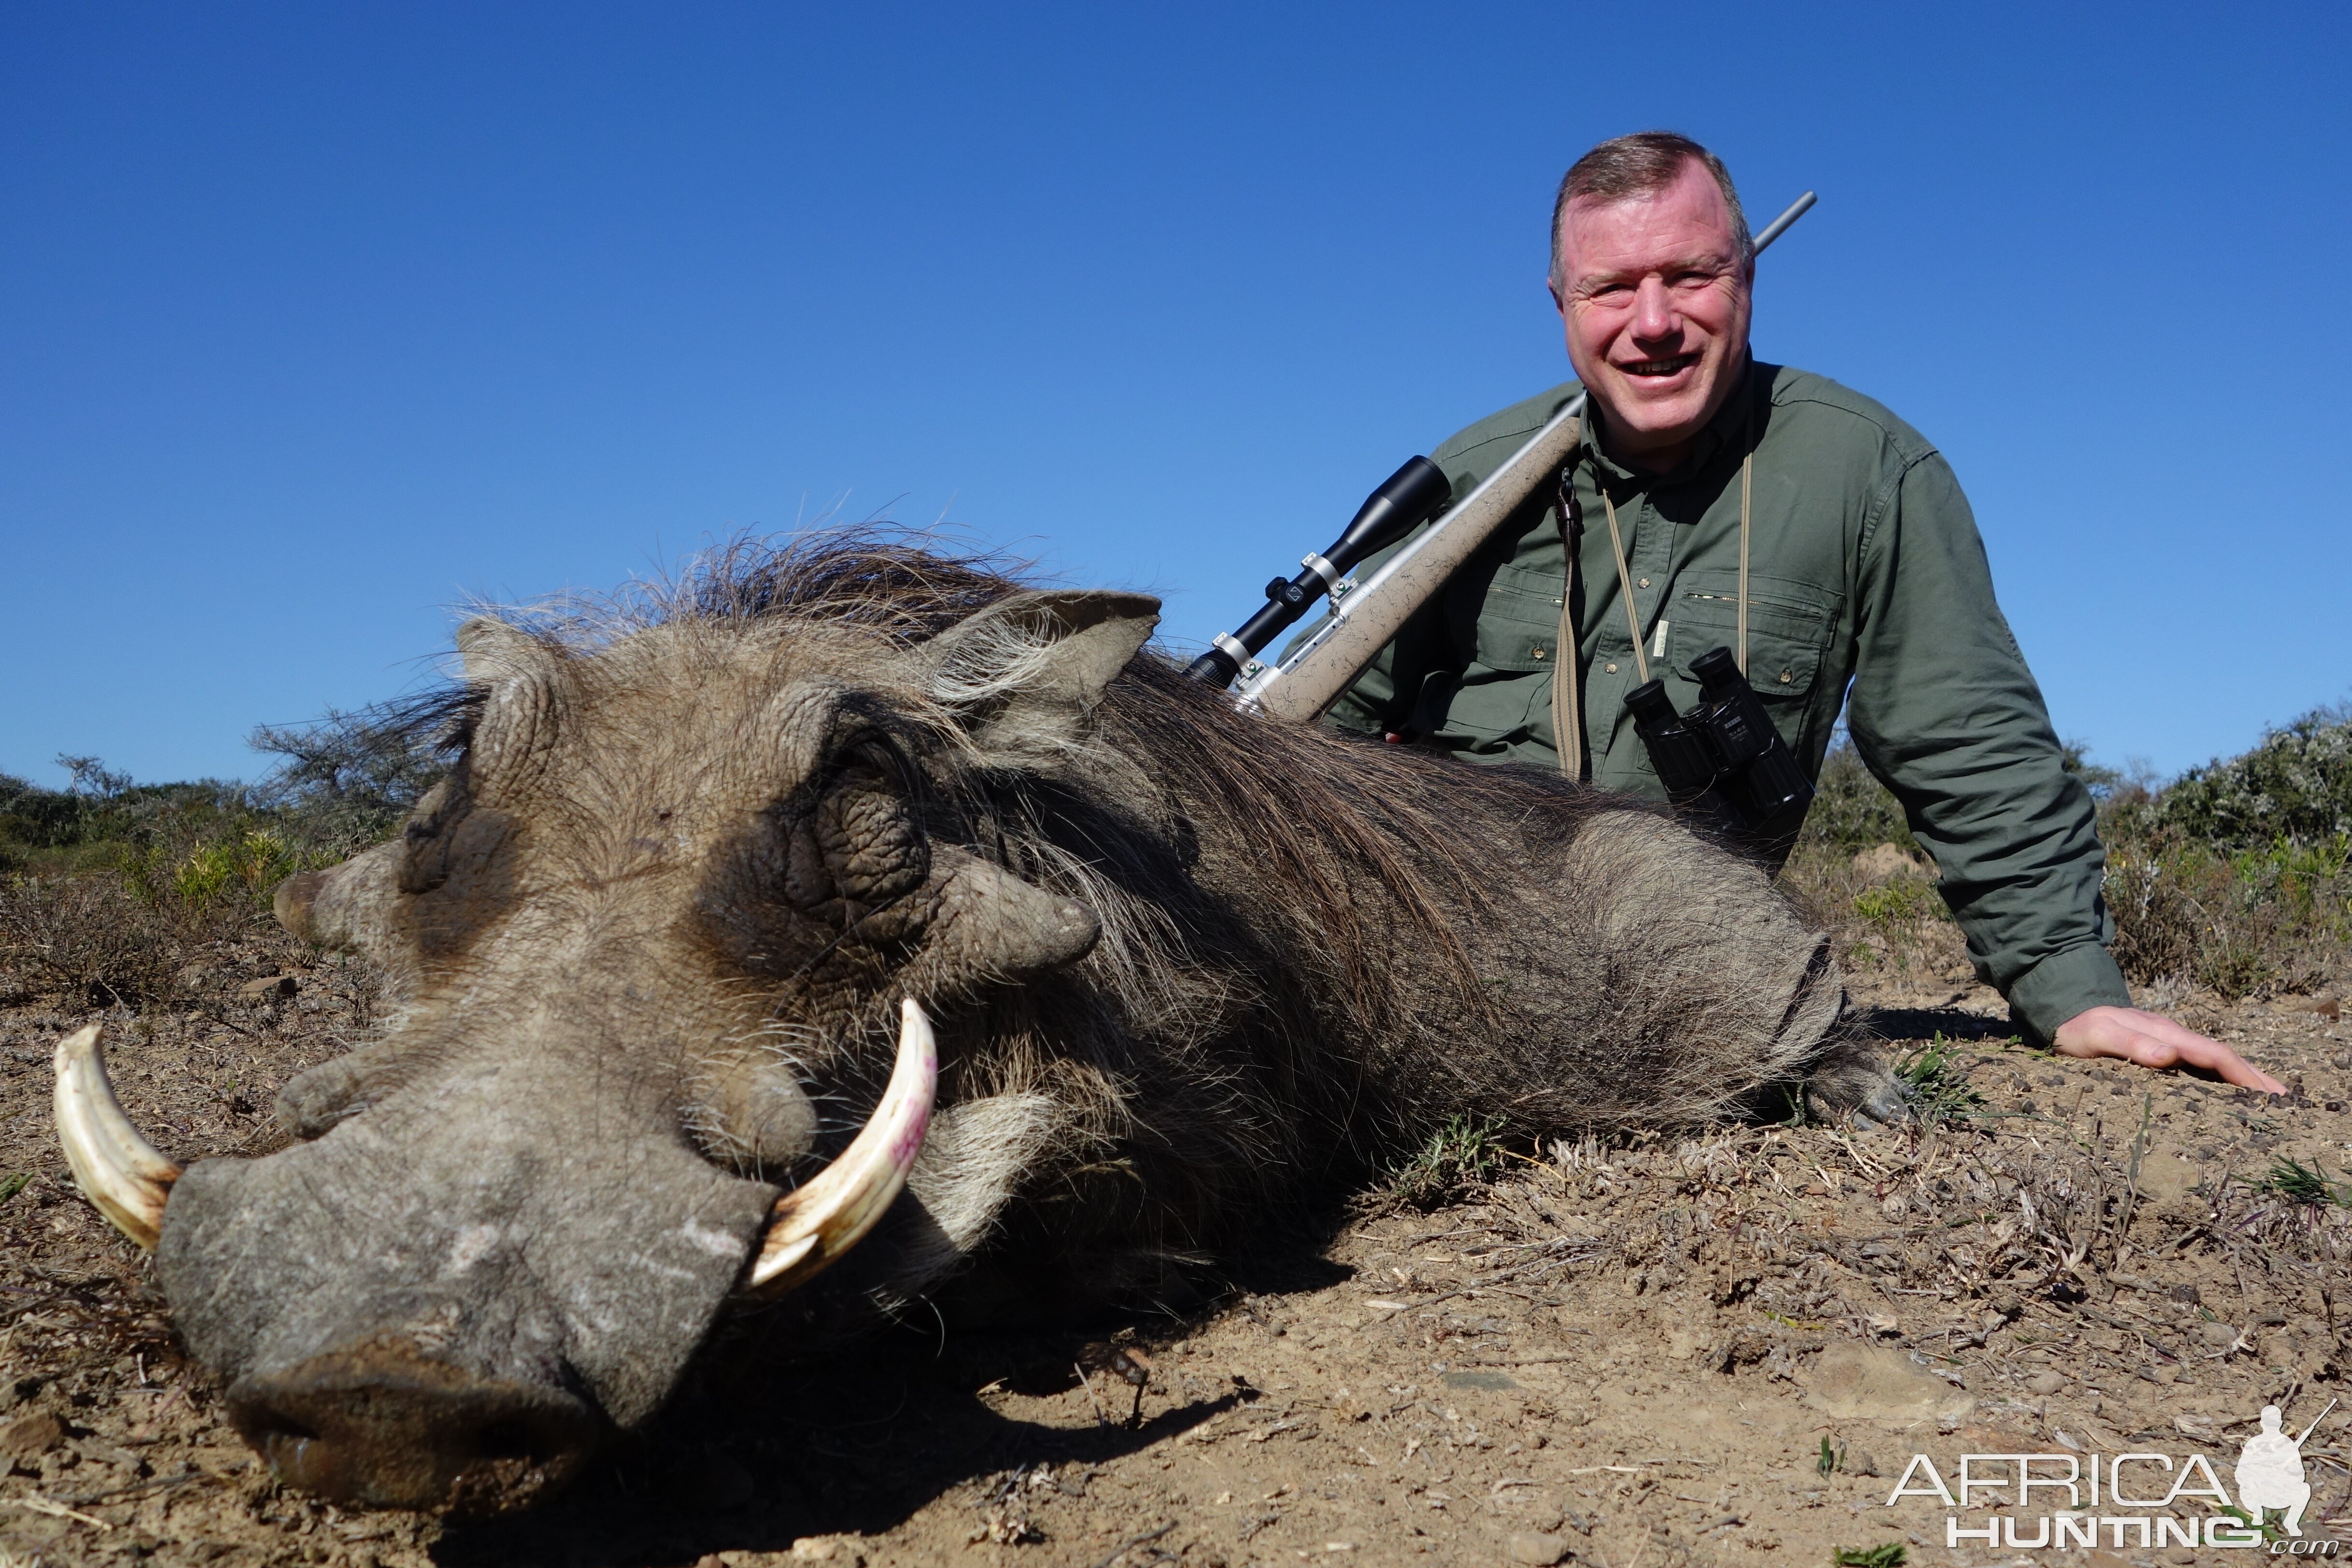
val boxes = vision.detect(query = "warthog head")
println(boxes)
[60,551,1162,1513]
[59,540,1875,1515]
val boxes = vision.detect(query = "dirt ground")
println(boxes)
[3,927,2349,1568]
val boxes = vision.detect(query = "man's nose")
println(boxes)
[1629,275,1679,342]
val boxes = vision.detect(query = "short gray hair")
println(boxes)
[1548,131,1751,291]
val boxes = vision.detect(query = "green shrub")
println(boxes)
[2152,705,2352,851]
[1852,879,1942,929]
[1790,717,2347,1002]
[0,873,194,1007]
[1833,1546,1906,1568]
[2256,1156,2352,1209]
[1894,1036,1986,1128]
[1797,743,1918,857]
[2104,824,2348,999]
[0,706,451,1005]
[1388,1114,1507,1209]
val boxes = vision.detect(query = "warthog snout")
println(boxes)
[227,1339,599,1514]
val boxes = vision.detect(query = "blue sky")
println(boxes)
[4,1,2347,787]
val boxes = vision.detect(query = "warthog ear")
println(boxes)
[455,616,559,683]
[920,590,1161,758]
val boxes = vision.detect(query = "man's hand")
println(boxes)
[2052,1005,2286,1094]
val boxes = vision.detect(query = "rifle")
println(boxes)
[1188,190,1817,725]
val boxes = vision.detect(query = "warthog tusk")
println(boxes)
[747,997,937,1295]
[53,1023,182,1251]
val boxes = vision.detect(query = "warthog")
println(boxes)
[56,539,1898,1514]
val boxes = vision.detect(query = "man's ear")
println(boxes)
[919,589,1161,758]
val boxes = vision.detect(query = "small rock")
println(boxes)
[1507,1533,1571,1566]
[2026,1370,2066,1395]
[1441,1370,1519,1391]
[2278,994,2341,1019]
[2133,1149,2202,1208]
[0,1409,67,1460]
[1801,1341,1974,1423]
[238,975,298,1000]
[789,1540,850,1563]
[2199,1322,2239,1348]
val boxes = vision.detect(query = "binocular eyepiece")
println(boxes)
[1185,456,1454,688]
[1624,646,1814,854]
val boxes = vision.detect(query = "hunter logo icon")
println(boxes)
[2237,1400,2333,1539]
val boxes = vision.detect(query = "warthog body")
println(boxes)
[138,541,1893,1512]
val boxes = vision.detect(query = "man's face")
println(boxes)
[1551,158,1753,470]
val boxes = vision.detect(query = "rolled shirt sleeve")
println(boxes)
[1842,452,2132,1042]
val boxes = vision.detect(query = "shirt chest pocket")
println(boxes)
[1666,570,1840,700]
[1463,578,1567,673]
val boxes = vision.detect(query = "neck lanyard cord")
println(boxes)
[1595,450,1756,687]
[1737,452,1752,675]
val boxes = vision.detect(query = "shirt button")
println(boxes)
[1779,670,1794,684]
[1605,662,1618,674]
[1532,647,1547,660]
[1638,578,1650,588]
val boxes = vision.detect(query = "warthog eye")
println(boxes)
[698,732,932,981]
[790,736,928,916]
[397,771,475,895]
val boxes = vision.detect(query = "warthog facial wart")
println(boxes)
[53,537,1899,1515]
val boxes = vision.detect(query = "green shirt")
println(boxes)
[1323,359,2131,1043]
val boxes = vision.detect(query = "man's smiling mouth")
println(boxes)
[1617,354,1700,379]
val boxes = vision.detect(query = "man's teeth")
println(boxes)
[1623,357,1696,376]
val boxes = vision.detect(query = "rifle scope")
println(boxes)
[1183,456,1453,688]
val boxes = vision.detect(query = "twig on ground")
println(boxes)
[3,1495,113,1530]
[1074,1362,1111,1426]
[1088,1519,1178,1568]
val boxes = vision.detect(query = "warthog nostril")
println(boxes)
[227,1339,602,1516]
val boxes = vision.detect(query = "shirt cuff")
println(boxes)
[2004,943,2134,1046]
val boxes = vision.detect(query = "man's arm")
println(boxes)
[1844,454,2281,1092]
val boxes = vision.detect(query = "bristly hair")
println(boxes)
[668,531,1032,642]
[478,528,1046,650]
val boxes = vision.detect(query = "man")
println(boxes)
[1330,131,2280,1093]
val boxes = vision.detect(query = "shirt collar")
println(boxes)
[1580,354,1760,489]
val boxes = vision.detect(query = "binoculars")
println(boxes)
[1624,646,1814,852]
